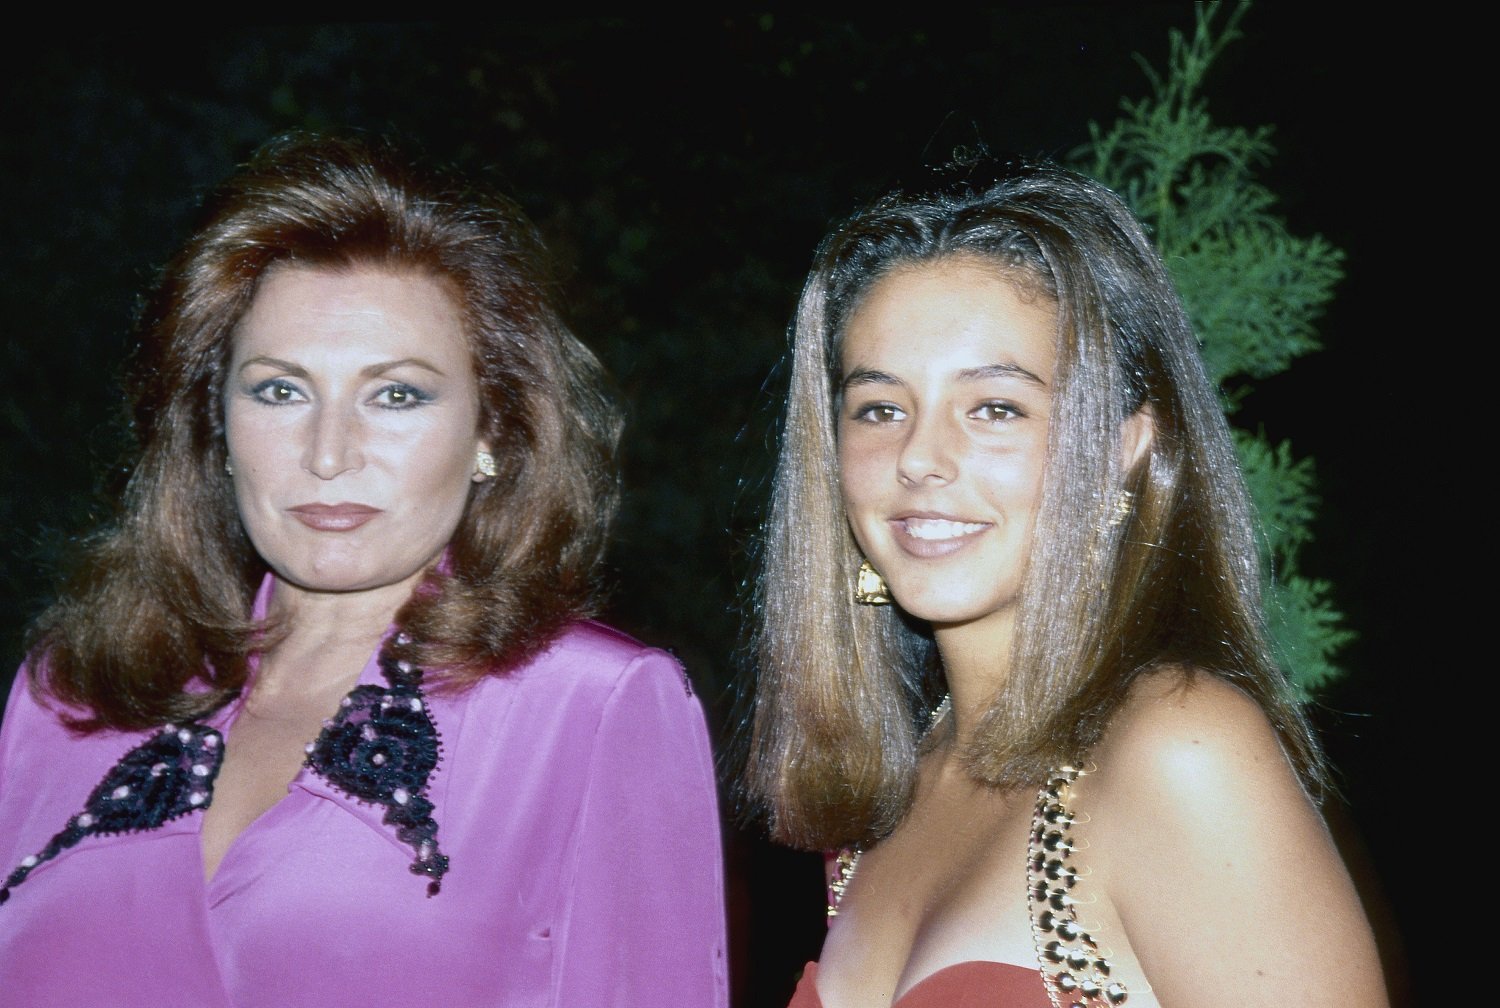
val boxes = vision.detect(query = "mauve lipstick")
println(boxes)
[887,513,992,559]
[288,503,381,532]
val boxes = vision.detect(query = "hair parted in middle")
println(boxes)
[36,132,621,730]
[744,159,1323,851]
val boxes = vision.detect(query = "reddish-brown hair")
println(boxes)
[33,133,620,730]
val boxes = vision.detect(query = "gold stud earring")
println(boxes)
[854,560,893,605]
[474,450,498,480]
[224,458,234,476]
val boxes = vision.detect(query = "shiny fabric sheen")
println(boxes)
[0,618,728,1007]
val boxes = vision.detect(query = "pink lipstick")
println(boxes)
[888,514,992,558]
[288,503,381,532]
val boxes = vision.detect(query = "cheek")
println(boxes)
[973,443,1049,522]
[225,401,296,462]
[395,425,479,499]
[836,440,872,512]
[836,437,889,545]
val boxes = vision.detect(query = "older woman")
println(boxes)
[0,134,727,1006]
[745,161,1385,1007]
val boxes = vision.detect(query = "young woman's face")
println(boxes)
[225,265,487,602]
[838,256,1057,638]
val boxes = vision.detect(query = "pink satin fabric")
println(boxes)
[0,598,727,1006]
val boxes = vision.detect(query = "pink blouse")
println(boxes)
[0,614,728,1006]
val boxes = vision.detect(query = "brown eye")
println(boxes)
[854,402,906,423]
[971,401,1022,422]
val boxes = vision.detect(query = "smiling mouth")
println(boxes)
[288,503,381,532]
[899,517,990,540]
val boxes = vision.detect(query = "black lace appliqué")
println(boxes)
[2,644,449,907]
[304,650,448,896]
[0,722,224,905]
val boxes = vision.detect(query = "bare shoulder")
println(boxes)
[1077,668,1387,1007]
[1083,667,1327,890]
[1088,667,1306,815]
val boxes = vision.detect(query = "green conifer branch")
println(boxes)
[1075,1,1352,695]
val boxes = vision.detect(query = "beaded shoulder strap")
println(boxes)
[824,762,1134,1006]
[1027,765,1128,1006]
[825,846,860,917]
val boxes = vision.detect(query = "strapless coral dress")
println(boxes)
[788,764,1127,1008]
[786,959,1049,1007]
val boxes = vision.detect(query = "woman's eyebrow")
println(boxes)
[236,355,304,376]
[842,362,1047,390]
[234,356,446,378]
[361,357,445,378]
[956,362,1047,388]
[841,368,902,391]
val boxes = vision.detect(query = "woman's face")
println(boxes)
[837,256,1057,639]
[225,265,487,602]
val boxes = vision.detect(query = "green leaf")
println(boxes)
[1076,1,1351,695]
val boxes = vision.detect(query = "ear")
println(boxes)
[1120,404,1155,475]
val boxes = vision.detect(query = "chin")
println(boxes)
[904,604,999,627]
[272,557,402,596]
[282,574,378,595]
[888,585,1016,628]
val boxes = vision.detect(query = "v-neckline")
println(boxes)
[198,590,392,888]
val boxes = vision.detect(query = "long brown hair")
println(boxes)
[33,133,620,730]
[745,160,1325,851]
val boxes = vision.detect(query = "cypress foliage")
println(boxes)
[1077,2,1352,695]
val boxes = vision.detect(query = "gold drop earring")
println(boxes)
[853,560,893,605]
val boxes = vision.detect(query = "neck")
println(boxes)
[933,609,1015,749]
[254,574,418,699]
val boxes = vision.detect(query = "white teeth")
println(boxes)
[903,518,986,540]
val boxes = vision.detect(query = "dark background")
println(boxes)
[2,11,1415,1004]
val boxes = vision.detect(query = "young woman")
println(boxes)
[0,134,728,1007]
[746,161,1384,1007]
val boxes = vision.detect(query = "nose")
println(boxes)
[897,411,957,487]
[303,402,364,480]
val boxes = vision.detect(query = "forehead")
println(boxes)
[840,257,1059,379]
[231,264,470,363]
